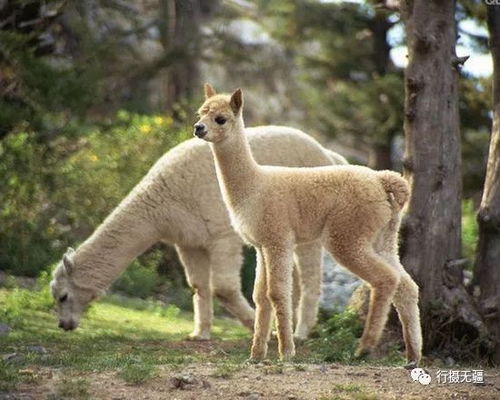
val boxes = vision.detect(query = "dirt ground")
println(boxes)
[7,362,500,400]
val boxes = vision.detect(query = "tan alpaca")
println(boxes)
[195,84,422,366]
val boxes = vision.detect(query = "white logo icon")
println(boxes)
[411,368,432,385]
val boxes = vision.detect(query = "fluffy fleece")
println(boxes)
[195,84,422,366]
[50,124,347,339]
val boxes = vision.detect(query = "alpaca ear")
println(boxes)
[63,248,75,275]
[204,83,216,99]
[229,88,243,115]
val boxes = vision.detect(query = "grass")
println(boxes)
[320,383,378,400]
[119,363,157,384]
[47,378,91,400]
[0,286,249,393]
[0,282,410,395]
[212,362,244,378]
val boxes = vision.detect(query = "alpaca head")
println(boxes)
[50,247,101,331]
[193,84,244,143]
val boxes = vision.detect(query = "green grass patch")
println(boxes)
[47,378,91,400]
[0,285,249,393]
[119,363,157,384]
[320,383,378,400]
[211,362,244,378]
[309,309,363,363]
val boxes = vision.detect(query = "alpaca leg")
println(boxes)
[293,241,323,340]
[263,246,295,361]
[250,248,273,361]
[292,265,301,331]
[393,272,422,365]
[175,245,212,340]
[210,238,255,331]
[327,239,400,356]
[375,226,422,365]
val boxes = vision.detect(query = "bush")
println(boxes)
[310,308,363,363]
[111,252,162,299]
[462,199,478,268]
[0,112,189,277]
[1,268,54,324]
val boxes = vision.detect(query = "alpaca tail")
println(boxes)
[378,171,410,210]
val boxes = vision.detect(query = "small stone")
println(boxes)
[246,393,260,400]
[169,374,198,390]
[27,345,47,354]
[0,323,11,336]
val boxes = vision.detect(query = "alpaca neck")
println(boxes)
[210,121,260,207]
[72,208,158,291]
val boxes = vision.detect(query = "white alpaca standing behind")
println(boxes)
[50,122,347,340]
[195,84,422,367]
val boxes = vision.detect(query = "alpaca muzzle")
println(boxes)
[193,123,207,138]
[58,319,76,331]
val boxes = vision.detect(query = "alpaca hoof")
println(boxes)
[404,360,418,370]
[187,332,210,341]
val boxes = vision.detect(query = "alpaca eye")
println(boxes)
[215,116,226,125]
[59,294,68,303]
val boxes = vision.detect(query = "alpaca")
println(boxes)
[50,124,347,339]
[194,84,422,366]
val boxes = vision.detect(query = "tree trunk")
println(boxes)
[472,5,500,365]
[159,0,211,111]
[400,0,488,360]
[368,11,395,171]
[368,142,393,170]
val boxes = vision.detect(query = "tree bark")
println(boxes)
[368,11,395,171]
[472,4,500,365]
[159,0,215,111]
[400,0,488,359]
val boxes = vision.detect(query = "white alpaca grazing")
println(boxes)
[195,84,422,367]
[50,124,347,340]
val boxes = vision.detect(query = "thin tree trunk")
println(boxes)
[368,11,394,171]
[472,5,500,365]
[400,0,487,359]
[159,0,204,111]
[369,142,393,170]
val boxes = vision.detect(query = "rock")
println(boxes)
[169,374,199,390]
[320,256,361,311]
[0,323,11,336]
[245,393,260,400]
[3,352,23,363]
[27,345,47,354]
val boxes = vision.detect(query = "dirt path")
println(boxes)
[10,363,500,400]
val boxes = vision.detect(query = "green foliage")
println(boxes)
[0,360,19,392]
[0,112,189,277]
[241,246,257,303]
[119,363,157,384]
[1,269,54,324]
[311,309,363,363]
[112,251,163,299]
[462,199,479,267]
